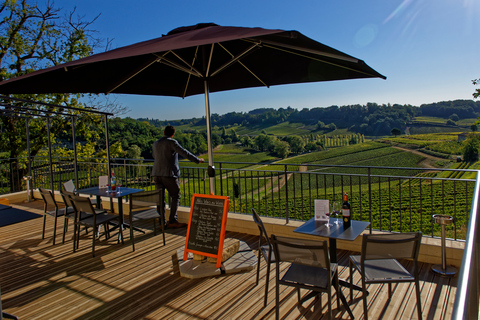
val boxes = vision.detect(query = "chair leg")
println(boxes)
[415,278,422,320]
[92,226,96,257]
[349,260,354,301]
[42,215,46,239]
[52,215,58,245]
[255,252,261,286]
[130,213,135,252]
[160,214,166,246]
[327,287,332,320]
[63,216,68,244]
[362,278,369,320]
[264,260,272,307]
[335,272,340,310]
[275,279,280,320]
[73,221,77,252]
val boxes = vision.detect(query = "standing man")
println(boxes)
[152,125,205,228]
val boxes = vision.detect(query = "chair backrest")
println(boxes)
[130,189,162,209]
[251,208,272,248]
[39,187,57,208]
[361,232,422,261]
[71,195,96,215]
[63,180,76,193]
[271,234,330,269]
[60,190,75,208]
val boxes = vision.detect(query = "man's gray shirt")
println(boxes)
[151,136,201,178]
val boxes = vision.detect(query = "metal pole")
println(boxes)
[46,117,54,191]
[72,116,79,187]
[204,80,215,195]
[104,114,111,181]
[26,118,32,197]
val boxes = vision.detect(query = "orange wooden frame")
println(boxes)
[183,193,230,268]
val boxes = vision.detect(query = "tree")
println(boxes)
[391,128,402,137]
[254,134,275,152]
[285,135,305,154]
[0,0,106,190]
[473,78,480,99]
[463,133,480,162]
[273,140,290,158]
[471,124,478,132]
[449,113,459,122]
[305,141,317,152]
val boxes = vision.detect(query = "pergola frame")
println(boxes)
[0,95,114,194]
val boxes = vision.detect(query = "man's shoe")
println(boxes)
[167,221,187,228]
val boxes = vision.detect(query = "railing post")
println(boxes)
[285,165,289,224]
[219,162,223,196]
[368,167,372,233]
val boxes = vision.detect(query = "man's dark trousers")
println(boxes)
[154,176,181,223]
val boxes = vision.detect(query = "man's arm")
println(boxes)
[172,140,205,163]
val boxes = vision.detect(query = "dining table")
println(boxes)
[75,186,144,237]
[294,217,370,318]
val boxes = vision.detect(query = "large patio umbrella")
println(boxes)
[0,23,386,193]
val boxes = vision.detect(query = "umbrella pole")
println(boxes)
[204,80,215,195]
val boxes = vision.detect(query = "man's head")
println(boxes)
[164,125,175,137]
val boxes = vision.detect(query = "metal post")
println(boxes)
[368,167,372,233]
[26,118,32,196]
[285,165,289,224]
[203,80,215,194]
[432,214,457,276]
[72,116,79,187]
[46,117,54,191]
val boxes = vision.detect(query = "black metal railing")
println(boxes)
[1,156,477,241]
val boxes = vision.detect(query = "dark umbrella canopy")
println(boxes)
[0,23,385,96]
[0,23,386,194]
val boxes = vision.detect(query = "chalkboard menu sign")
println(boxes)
[183,193,230,268]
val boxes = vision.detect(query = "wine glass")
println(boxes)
[325,202,334,227]
[333,201,342,225]
[117,179,122,194]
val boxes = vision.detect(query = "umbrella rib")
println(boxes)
[214,42,268,88]
[182,46,200,98]
[254,40,384,79]
[254,38,359,63]
[210,42,262,79]
[106,55,161,94]
[166,51,203,78]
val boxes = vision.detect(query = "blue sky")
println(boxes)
[60,0,480,120]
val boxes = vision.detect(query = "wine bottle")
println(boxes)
[342,192,351,229]
[111,170,117,191]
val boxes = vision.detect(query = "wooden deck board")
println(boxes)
[0,200,457,319]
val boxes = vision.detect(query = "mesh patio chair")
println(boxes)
[349,232,422,320]
[71,195,123,257]
[63,179,97,206]
[251,208,275,307]
[39,188,75,245]
[60,190,96,250]
[128,189,166,251]
[271,234,346,320]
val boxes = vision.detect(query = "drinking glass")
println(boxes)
[333,201,342,225]
[117,179,122,194]
[325,202,334,227]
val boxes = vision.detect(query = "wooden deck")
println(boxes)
[0,200,457,319]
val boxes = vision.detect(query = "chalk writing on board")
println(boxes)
[187,196,225,254]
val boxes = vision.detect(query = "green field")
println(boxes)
[175,137,476,240]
